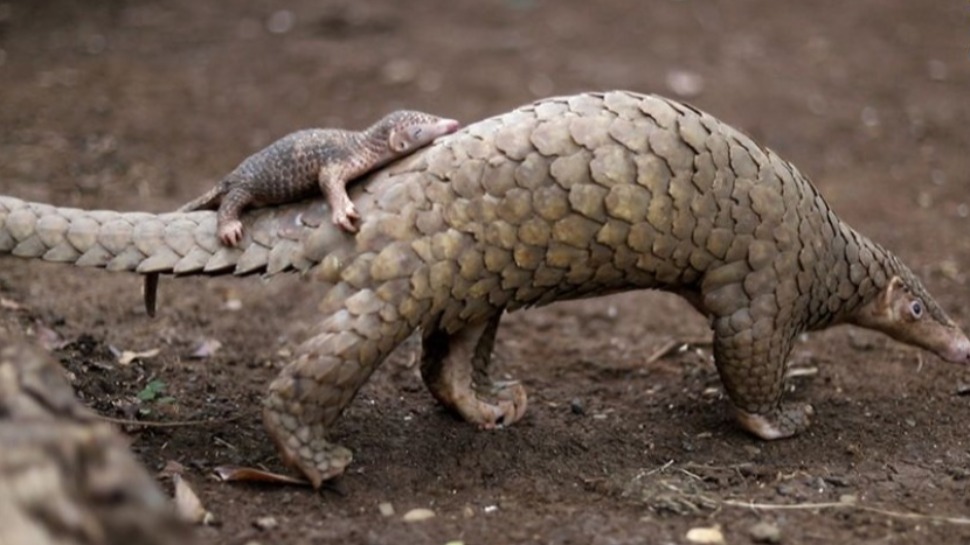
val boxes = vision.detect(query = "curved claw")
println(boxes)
[332,204,360,233]
[218,220,244,246]
[459,379,529,429]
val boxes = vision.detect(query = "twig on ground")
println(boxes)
[97,414,244,428]
[645,337,712,364]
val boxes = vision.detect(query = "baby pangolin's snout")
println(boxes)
[438,119,460,134]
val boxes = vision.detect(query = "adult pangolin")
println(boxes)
[0,91,966,488]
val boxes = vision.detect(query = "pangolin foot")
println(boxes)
[263,406,353,489]
[466,379,528,429]
[218,220,244,246]
[735,403,814,440]
[332,204,360,233]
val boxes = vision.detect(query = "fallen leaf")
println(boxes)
[118,347,160,366]
[0,297,23,310]
[213,465,310,486]
[189,338,222,359]
[158,459,187,479]
[33,321,65,350]
[173,474,216,525]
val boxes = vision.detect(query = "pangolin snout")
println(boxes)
[439,119,460,134]
[941,331,970,364]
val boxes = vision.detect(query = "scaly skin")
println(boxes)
[1,91,968,488]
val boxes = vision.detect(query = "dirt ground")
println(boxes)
[2,1,970,543]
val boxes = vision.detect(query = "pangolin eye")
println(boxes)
[910,300,924,319]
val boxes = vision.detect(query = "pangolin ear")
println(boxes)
[879,276,906,311]
[387,130,406,152]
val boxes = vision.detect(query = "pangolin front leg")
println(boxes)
[420,313,528,428]
[318,166,360,233]
[711,316,813,438]
[262,288,415,488]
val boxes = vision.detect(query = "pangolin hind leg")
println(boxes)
[214,187,254,246]
[262,289,415,488]
[420,313,528,428]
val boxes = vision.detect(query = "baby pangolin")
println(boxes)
[143,110,460,314]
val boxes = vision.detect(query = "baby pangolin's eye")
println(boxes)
[910,300,924,319]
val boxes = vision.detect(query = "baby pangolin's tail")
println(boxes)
[176,185,223,212]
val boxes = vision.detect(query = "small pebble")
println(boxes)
[569,398,586,415]
[749,521,782,544]
[860,106,880,128]
[666,69,705,98]
[839,494,858,505]
[382,58,418,84]
[253,516,278,531]
[266,10,295,34]
[378,502,395,517]
[686,526,724,544]
[402,508,435,522]
[927,59,948,81]
[916,191,933,209]
[823,475,849,487]
[743,445,762,457]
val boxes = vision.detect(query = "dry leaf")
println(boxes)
[118,347,160,366]
[173,474,216,525]
[213,465,310,486]
[189,338,222,359]
[33,321,64,351]
[158,459,187,479]
[0,297,23,310]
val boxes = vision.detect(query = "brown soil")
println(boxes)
[2,1,970,543]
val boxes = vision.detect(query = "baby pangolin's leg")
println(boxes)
[215,187,253,246]
[318,166,360,233]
